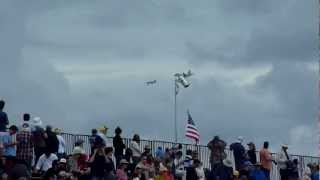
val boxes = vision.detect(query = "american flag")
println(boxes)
[185,111,200,142]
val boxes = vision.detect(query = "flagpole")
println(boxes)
[174,79,178,143]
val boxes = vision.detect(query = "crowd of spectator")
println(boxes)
[0,99,319,180]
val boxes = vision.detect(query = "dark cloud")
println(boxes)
[0,0,317,155]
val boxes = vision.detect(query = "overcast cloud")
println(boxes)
[0,0,318,155]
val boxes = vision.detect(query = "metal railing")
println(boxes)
[61,133,320,180]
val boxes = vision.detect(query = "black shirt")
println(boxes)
[0,111,8,132]
[113,135,125,156]
[91,155,106,177]
[247,149,257,165]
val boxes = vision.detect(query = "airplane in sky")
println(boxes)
[146,80,157,86]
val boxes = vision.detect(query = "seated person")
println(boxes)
[35,149,58,174]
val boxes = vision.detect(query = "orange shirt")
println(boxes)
[260,148,272,170]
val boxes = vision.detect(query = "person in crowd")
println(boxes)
[303,163,312,180]
[239,161,252,178]
[90,129,98,155]
[116,159,129,180]
[136,155,155,180]
[289,159,299,180]
[132,166,143,180]
[43,159,59,179]
[35,148,58,174]
[45,125,59,154]
[0,100,9,133]
[105,147,116,180]
[32,117,47,163]
[230,136,246,171]
[130,134,142,167]
[185,158,197,180]
[97,126,108,146]
[69,146,89,179]
[8,160,31,180]
[259,141,272,180]
[55,128,66,158]
[16,123,34,169]
[194,159,205,180]
[277,144,290,180]
[234,170,240,180]
[208,136,227,179]
[141,145,152,158]
[89,147,109,180]
[249,163,266,180]
[247,142,257,165]
[215,159,233,180]
[3,125,18,174]
[311,164,319,180]
[159,162,172,180]
[173,151,184,180]
[113,126,126,168]
[155,147,165,160]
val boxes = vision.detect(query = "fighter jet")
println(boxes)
[146,80,157,85]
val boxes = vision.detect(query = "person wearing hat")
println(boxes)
[230,136,246,171]
[116,159,129,180]
[249,163,266,180]
[214,159,233,180]
[141,144,152,158]
[69,146,89,178]
[277,144,290,180]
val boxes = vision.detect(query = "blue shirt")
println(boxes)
[250,169,266,180]
[312,172,319,180]
[2,132,16,156]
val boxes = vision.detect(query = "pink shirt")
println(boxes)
[116,169,128,180]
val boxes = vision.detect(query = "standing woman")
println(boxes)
[130,134,141,168]
[113,127,126,168]
[247,142,257,165]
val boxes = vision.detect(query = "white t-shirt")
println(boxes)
[196,166,205,180]
[36,153,58,172]
[57,135,66,154]
[130,141,141,157]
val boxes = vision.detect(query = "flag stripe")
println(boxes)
[185,111,200,142]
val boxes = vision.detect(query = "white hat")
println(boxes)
[237,136,244,143]
[72,146,84,155]
[32,117,43,127]
[223,159,233,168]
[59,158,67,163]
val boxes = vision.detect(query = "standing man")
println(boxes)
[277,144,290,180]
[0,100,9,132]
[230,136,246,170]
[0,100,9,151]
[259,142,272,180]
[45,125,59,154]
[3,125,18,174]
[16,123,34,169]
[207,136,227,179]
[113,127,126,168]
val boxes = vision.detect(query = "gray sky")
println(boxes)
[0,0,318,155]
